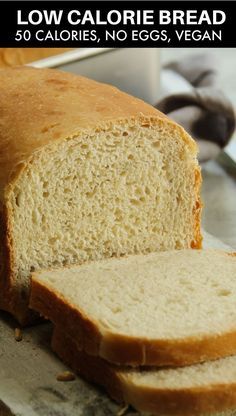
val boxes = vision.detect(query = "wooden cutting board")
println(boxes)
[0,232,232,416]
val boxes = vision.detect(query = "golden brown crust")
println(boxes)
[191,167,203,249]
[0,209,10,311]
[30,269,236,367]
[124,381,236,415]
[0,67,201,323]
[52,327,236,415]
[0,67,196,199]
[0,48,72,67]
[1,183,45,324]
[0,204,20,317]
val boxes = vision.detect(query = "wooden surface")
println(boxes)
[0,232,232,416]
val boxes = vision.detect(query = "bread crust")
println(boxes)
[0,48,71,68]
[52,327,236,415]
[30,261,236,367]
[52,327,124,404]
[0,201,38,324]
[0,67,201,323]
[0,67,197,198]
[191,167,203,249]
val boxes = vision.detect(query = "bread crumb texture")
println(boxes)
[9,121,199,306]
[0,67,200,322]
[37,249,236,340]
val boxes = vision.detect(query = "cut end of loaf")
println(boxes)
[6,116,201,322]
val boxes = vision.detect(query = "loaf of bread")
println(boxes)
[0,48,71,67]
[30,249,236,367]
[52,326,236,416]
[0,67,201,324]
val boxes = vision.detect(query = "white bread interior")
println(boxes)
[0,67,201,323]
[31,249,236,367]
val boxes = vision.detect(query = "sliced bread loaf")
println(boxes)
[30,249,236,367]
[52,326,236,416]
[0,67,201,324]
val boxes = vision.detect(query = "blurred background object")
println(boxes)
[157,53,236,163]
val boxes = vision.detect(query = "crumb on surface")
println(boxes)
[56,371,76,382]
[14,327,23,342]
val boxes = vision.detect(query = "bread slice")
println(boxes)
[52,326,236,416]
[0,67,201,324]
[31,249,236,367]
